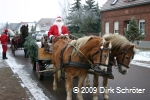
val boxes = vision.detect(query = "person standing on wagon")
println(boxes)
[47,16,69,52]
[1,29,8,59]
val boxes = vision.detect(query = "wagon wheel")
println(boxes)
[37,63,44,80]
[11,45,15,56]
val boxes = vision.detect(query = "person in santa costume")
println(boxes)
[1,29,8,59]
[45,16,69,53]
[48,16,69,42]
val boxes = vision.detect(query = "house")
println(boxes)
[101,0,150,48]
[21,22,36,33]
[7,21,36,34]
[35,18,55,35]
[7,23,21,34]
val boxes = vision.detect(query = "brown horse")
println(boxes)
[52,36,112,100]
[86,34,136,100]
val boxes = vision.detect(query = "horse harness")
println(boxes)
[109,47,135,68]
[56,42,112,77]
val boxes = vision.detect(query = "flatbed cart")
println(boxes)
[36,48,53,80]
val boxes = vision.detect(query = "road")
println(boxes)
[7,46,150,100]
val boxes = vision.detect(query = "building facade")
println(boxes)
[35,18,55,35]
[101,0,150,48]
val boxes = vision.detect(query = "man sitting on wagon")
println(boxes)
[45,16,69,53]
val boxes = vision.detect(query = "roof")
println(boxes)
[101,0,150,12]
[13,23,22,31]
[37,18,55,31]
[8,23,20,31]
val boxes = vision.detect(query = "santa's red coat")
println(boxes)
[48,25,69,37]
[0,33,8,52]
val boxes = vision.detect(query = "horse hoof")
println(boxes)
[104,99,109,100]
[53,85,57,91]
[104,95,109,100]
[93,97,98,100]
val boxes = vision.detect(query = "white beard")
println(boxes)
[54,21,64,34]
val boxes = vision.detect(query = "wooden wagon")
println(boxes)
[11,35,23,56]
[34,34,114,81]
[35,48,53,80]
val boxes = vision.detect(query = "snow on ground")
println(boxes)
[0,42,150,100]
[0,45,50,100]
[131,49,150,68]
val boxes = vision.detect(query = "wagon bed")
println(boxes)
[35,48,53,80]
[38,48,52,60]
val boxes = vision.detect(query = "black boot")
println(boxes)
[2,52,4,59]
[3,52,8,59]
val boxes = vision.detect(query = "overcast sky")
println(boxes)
[0,0,107,24]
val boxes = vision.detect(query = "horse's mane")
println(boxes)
[68,36,93,50]
[102,34,133,49]
[53,36,70,44]
[66,36,94,55]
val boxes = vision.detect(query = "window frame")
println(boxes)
[105,22,109,34]
[114,21,119,34]
[139,19,145,34]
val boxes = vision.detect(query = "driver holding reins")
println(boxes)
[48,16,69,42]
[45,16,69,53]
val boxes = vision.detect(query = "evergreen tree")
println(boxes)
[84,0,97,10]
[70,0,82,12]
[88,2,101,33]
[31,25,35,33]
[124,17,145,44]
[24,34,38,63]
[67,8,99,35]
[83,1,101,33]
[67,0,82,33]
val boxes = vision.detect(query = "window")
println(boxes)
[114,21,119,34]
[139,19,145,34]
[105,22,109,34]
[126,24,129,31]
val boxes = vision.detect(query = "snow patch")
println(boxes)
[0,45,50,100]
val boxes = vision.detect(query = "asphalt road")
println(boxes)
[7,46,150,100]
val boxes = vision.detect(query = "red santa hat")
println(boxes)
[56,16,62,21]
[5,29,8,32]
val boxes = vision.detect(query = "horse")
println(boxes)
[52,35,112,100]
[85,34,136,100]
[20,25,29,58]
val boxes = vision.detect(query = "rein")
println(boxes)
[45,38,113,77]
[57,41,112,76]
[112,47,135,68]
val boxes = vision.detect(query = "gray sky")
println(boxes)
[0,0,107,24]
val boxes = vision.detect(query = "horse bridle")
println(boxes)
[115,48,135,68]
[90,46,111,67]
